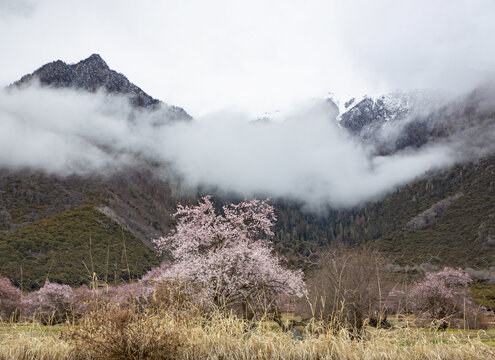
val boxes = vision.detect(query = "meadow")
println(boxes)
[1,312,494,360]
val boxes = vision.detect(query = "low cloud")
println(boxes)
[159,102,456,209]
[0,85,462,209]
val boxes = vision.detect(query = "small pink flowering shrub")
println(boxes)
[0,276,21,320]
[22,280,74,324]
[409,267,481,327]
[152,196,307,314]
[71,284,103,315]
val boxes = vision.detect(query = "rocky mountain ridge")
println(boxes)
[332,85,495,155]
[13,54,192,122]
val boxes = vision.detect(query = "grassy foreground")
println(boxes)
[1,315,494,360]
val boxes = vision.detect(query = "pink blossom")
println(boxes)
[152,196,307,307]
[409,267,473,320]
[0,276,21,320]
[22,280,74,323]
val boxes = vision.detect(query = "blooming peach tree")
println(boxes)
[152,196,307,308]
[409,267,473,322]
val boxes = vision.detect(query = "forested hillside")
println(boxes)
[273,155,495,268]
[0,205,158,290]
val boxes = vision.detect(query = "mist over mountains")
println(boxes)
[1,54,495,288]
[4,54,493,209]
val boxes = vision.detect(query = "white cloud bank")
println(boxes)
[0,86,458,209]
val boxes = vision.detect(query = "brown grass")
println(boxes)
[65,306,184,360]
[1,312,494,360]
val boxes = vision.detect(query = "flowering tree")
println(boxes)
[152,196,307,310]
[0,276,21,320]
[22,281,74,324]
[409,267,474,323]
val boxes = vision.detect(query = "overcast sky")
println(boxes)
[1,0,495,117]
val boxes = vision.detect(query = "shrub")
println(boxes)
[409,267,482,328]
[98,282,154,307]
[66,304,184,360]
[71,284,100,316]
[22,280,73,324]
[0,276,21,321]
[147,279,208,317]
[384,288,409,315]
[306,247,388,331]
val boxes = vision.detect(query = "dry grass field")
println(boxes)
[1,313,494,360]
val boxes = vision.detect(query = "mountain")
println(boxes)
[0,165,184,289]
[13,54,192,122]
[335,91,435,153]
[0,55,193,288]
[324,87,495,268]
[1,54,495,296]
[334,86,495,155]
[339,93,412,136]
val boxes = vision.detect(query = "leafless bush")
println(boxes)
[147,279,209,317]
[66,303,184,360]
[306,246,390,332]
